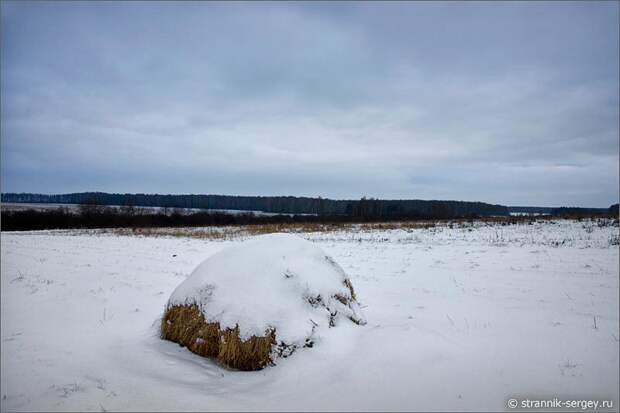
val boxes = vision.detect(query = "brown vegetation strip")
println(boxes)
[99,215,590,239]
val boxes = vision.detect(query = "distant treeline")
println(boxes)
[508,206,555,214]
[508,206,613,215]
[1,192,510,218]
[551,205,618,217]
[2,204,497,232]
[2,203,616,232]
[1,196,617,232]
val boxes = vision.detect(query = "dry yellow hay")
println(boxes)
[160,304,275,371]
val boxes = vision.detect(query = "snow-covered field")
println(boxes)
[1,219,618,411]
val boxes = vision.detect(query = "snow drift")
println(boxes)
[160,233,366,370]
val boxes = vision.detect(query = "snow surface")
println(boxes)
[1,219,618,411]
[167,233,365,343]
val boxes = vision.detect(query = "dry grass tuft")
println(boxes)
[160,304,275,371]
[218,326,276,370]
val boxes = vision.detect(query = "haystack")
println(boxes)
[161,233,366,371]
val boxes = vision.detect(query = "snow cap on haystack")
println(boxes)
[161,233,366,370]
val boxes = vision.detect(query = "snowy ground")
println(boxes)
[1,219,618,411]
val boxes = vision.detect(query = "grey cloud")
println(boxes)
[1,1,618,207]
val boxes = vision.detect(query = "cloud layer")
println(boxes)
[1,1,618,207]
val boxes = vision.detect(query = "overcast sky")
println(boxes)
[1,1,618,207]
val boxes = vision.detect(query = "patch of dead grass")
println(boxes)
[99,215,568,240]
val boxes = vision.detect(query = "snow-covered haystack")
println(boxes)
[160,233,366,370]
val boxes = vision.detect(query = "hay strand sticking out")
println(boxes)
[343,278,357,301]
